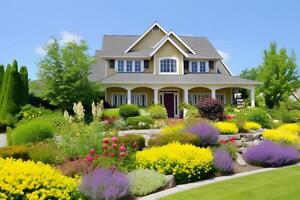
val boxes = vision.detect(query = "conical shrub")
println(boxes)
[19,66,29,105]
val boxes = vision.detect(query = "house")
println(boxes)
[90,22,259,118]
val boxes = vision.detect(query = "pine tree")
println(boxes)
[0,65,4,89]
[19,66,29,105]
[0,64,11,109]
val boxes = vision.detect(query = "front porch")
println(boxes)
[104,84,256,118]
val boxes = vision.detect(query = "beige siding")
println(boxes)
[189,87,211,93]
[154,41,184,75]
[132,30,165,51]
[216,60,231,75]
[145,58,154,73]
[169,34,190,53]
[216,88,232,105]
[132,87,154,106]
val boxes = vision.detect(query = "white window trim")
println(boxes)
[132,92,147,107]
[188,93,210,105]
[114,60,144,72]
[188,61,209,73]
[216,93,226,104]
[159,57,179,75]
[111,92,127,107]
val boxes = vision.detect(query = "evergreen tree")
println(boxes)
[0,64,11,108]
[19,66,29,105]
[0,65,4,89]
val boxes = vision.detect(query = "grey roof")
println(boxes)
[99,35,222,59]
[101,73,260,85]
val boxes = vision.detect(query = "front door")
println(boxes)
[163,93,175,118]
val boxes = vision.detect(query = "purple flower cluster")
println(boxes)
[187,123,219,147]
[213,149,233,174]
[79,168,129,200]
[244,141,299,167]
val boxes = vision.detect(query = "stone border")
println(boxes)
[118,129,161,136]
[138,163,300,200]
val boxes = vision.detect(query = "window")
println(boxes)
[189,61,208,73]
[217,94,225,104]
[112,93,127,107]
[135,61,141,72]
[160,58,177,73]
[132,93,147,107]
[115,60,144,72]
[117,61,124,72]
[188,93,210,105]
[126,61,132,72]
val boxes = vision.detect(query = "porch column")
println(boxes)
[127,88,132,104]
[211,88,216,99]
[183,88,189,119]
[250,88,255,107]
[154,88,159,104]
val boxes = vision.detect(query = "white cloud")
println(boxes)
[217,49,231,62]
[35,31,83,55]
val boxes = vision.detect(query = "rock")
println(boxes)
[219,135,229,141]
[243,134,255,141]
[253,132,263,140]
[243,141,254,148]
[236,153,247,166]
[164,175,176,189]
[239,147,247,154]
[253,139,261,145]
[234,140,243,147]
[143,135,151,147]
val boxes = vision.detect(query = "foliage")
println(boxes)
[119,104,139,119]
[0,145,30,160]
[244,141,298,167]
[187,122,219,147]
[160,123,185,134]
[126,115,154,129]
[243,121,262,131]
[92,100,104,120]
[272,102,296,123]
[10,117,54,145]
[0,60,29,121]
[57,158,92,177]
[18,104,44,120]
[147,104,168,119]
[79,168,129,200]
[213,149,233,174]
[219,139,239,159]
[136,142,213,183]
[236,107,271,128]
[103,108,120,118]
[263,129,300,146]
[181,103,201,120]
[57,121,105,159]
[28,141,65,165]
[149,132,200,147]
[277,123,300,134]
[214,122,238,134]
[0,158,79,199]
[127,169,166,196]
[0,65,3,89]
[38,38,103,110]
[196,98,224,121]
[118,134,145,151]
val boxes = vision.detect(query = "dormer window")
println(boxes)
[115,60,144,72]
[160,58,178,74]
[189,61,209,73]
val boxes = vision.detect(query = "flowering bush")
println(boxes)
[196,98,224,121]
[126,115,154,129]
[118,134,145,151]
[213,149,233,174]
[136,142,213,183]
[263,129,300,146]
[0,158,78,199]
[214,122,238,134]
[244,141,299,167]
[243,121,262,131]
[278,123,300,134]
[80,168,129,200]
[127,169,166,196]
[161,123,185,134]
[187,123,219,147]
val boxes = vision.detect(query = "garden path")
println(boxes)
[0,133,6,147]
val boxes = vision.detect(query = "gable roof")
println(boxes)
[150,37,189,57]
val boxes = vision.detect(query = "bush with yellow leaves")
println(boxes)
[263,129,300,147]
[214,122,238,134]
[0,158,79,200]
[136,142,213,183]
[277,123,300,134]
[243,121,262,131]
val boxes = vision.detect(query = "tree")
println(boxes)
[0,64,11,108]
[38,38,99,110]
[240,67,258,80]
[258,42,300,108]
[0,65,4,89]
[20,66,29,105]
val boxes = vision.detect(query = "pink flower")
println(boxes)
[89,148,96,155]
[102,138,110,144]
[102,143,108,149]
[119,152,126,157]
[86,155,95,162]
[132,142,137,149]
[119,145,126,152]
[112,136,118,143]
[112,143,118,149]
[110,153,115,157]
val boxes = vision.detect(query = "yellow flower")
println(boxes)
[244,121,261,131]
[263,129,300,147]
[278,123,300,134]
[214,122,238,134]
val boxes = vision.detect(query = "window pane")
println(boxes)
[118,61,124,72]
[199,62,206,72]
[126,61,132,72]
[160,59,177,73]
[192,61,198,72]
[135,61,141,72]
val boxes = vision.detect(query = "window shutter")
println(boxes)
[209,61,214,70]
[144,60,149,69]
[109,60,115,68]
[184,60,189,70]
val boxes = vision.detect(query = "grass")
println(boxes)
[161,165,300,200]
[103,108,120,118]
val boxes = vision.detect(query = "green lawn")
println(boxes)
[103,108,120,118]
[161,166,300,200]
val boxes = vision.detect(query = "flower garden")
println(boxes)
[0,98,300,200]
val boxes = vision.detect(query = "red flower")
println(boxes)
[85,155,95,162]
[89,148,96,155]
[102,143,108,149]
[119,152,126,157]
[112,143,118,149]
[119,145,126,152]
[229,137,236,142]
[219,140,227,145]
[112,136,118,143]
[110,153,115,157]
[102,138,110,144]
[132,142,137,149]
[102,152,107,156]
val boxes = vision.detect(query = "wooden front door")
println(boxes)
[163,93,175,118]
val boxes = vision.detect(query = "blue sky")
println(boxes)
[1,0,300,80]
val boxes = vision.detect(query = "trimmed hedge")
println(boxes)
[126,116,154,129]
[119,105,139,118]
[147,104,168,119]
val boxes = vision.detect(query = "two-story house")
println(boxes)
[90,22,259,118]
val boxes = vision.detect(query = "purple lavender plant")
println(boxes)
[244,141,299,167]
[187,123,219,147]
[79,168,129,200]
[213,149,233,174]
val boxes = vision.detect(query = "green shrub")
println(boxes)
[147,104,167,119]
[28,141,65,165]
[118,134,145,150]
[236,107,271,128]
[181,103,200,119]
[290,110,300,122]
[10,118,54,145]
[0,145,30,160]
[149,132,200,147]
[126,116,154,129]
[271,102,295,123]
[103,108,120,118]
[119,104,139,118]
[128,169,166,196]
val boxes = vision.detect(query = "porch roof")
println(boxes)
[101,73,260,85]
